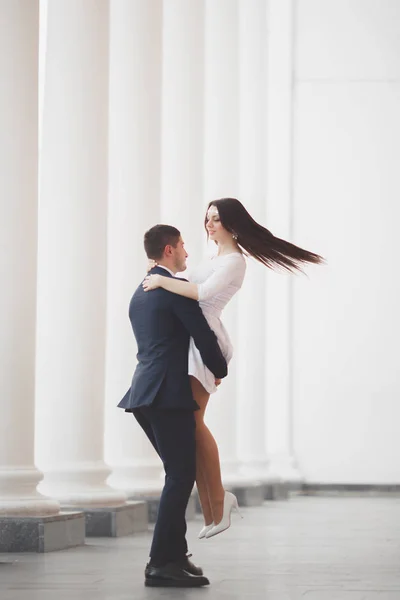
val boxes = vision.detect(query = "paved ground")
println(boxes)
[1,496,400,599]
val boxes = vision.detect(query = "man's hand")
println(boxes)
[215,378,222,387]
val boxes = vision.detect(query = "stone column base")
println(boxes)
[194,482,267,513]
[264,481,290,500]
[231,483,266,506]
[301,484,400,496]
[0,511,85,553]
[64,501,147,537]
[128,493,196,524]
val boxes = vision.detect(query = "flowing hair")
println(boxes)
[205,198,324,273]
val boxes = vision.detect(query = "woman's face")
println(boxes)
[205,205,231,244]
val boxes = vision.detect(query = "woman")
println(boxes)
[143,198,324,539]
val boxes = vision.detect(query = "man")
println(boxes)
[118,225,227,588]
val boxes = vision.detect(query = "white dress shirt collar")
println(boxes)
[156,265,175,277]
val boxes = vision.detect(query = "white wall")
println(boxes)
[292,0,400,482]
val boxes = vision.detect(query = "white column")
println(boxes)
[160,0,205,267]
[236,0,269,480]
[203,0,241,482]
[35,0,126,506]
[105,0,163,495]
[0,0,59,516]
[264,0,302,482]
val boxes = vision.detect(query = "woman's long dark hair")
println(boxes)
[205,198,324,273]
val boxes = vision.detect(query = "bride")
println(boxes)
[143,197,323,538]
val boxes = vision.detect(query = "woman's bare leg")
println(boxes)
[190,377,213,524]
[195,461,213,526]
[190,376,225,525]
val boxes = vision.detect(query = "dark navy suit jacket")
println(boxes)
[118,266,228,411]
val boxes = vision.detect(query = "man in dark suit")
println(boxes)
[118,224,227,588]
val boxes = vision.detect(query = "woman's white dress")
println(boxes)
[187,252,246,394]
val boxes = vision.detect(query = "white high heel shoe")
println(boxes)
[205,491,243,538]
[198,522,214,539]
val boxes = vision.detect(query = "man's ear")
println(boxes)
[164,244,173,257]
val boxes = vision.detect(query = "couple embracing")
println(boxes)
[118,198,323,587]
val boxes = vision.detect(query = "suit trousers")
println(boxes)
[133,405,196,565]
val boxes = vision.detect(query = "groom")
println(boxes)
[118,224,227,588]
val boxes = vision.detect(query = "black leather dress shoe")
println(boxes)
[177,553,203,576]
[145,554,203,577]
[144,562,210,587]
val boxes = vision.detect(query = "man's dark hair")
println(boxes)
[144,224,181,260]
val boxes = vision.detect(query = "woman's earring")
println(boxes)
[232,232,238,240]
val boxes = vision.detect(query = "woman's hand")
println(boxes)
[142,274,162,292]
[215,378,222,387]
[146,259,158,273]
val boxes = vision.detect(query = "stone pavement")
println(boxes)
[1,496,399,599]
